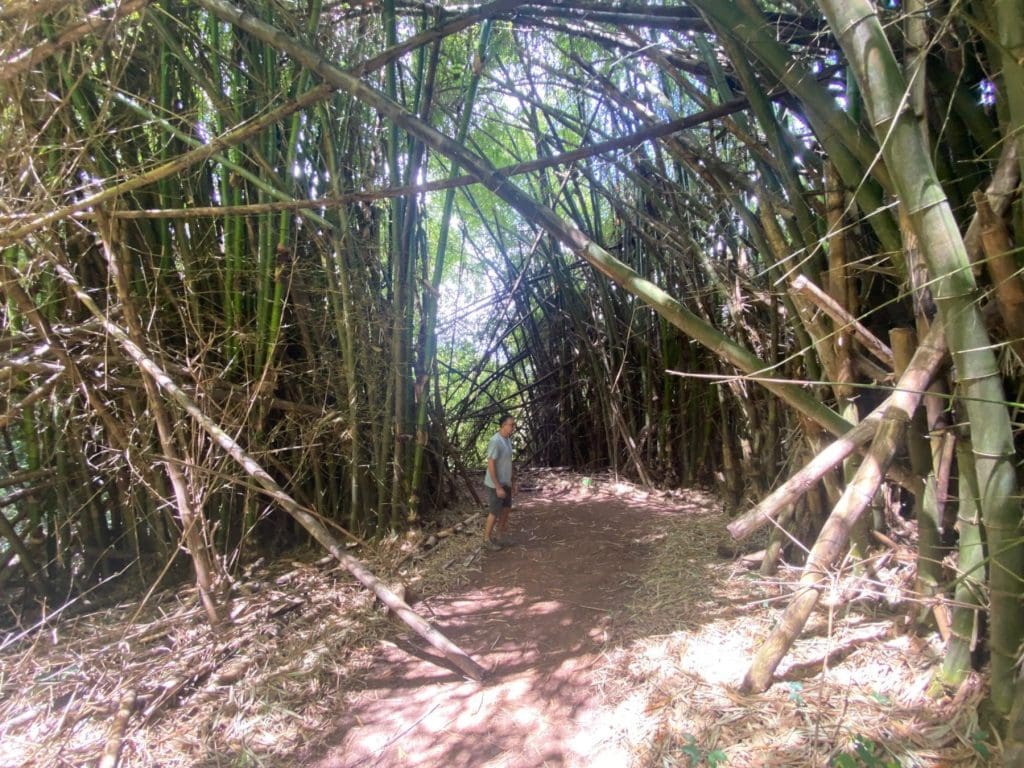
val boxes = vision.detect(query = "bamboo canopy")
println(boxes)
[1,0,1022,750]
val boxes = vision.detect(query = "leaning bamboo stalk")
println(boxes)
[741,320,947,691]
[974,190,1024,363]
[742,402,914,691]
[790,274,894,369]
[43,254,488,682]
[728,319,945,541]
[728,414,880,542]
[818,0,1023,716]
[100,218,222,628]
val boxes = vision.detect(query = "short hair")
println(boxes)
[499,413,515,426]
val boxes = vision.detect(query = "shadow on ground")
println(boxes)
[306,482,696,768]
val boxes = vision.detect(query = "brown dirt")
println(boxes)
[0,472,998,767]
[307,477,671,768]
[303,474,996,768]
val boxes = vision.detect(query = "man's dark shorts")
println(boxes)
[487,484,512,515]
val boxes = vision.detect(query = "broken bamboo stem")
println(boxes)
[729,320,946,542]
[41,256,489,683]
[791,274,894,369]
[974,190,1024,363]
[741,320,948,692]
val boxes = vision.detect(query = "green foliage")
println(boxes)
[832,735,899,768]
[969,730,990,760]
[677,733,728,767]
[787,681,806,707]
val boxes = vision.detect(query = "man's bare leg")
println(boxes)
[483,512,498,543]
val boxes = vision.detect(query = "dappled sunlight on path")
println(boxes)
[310,481,696,768]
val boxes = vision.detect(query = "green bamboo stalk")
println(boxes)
[408,19,495,516]
[937,437,985,688]
[816,0,1023,716]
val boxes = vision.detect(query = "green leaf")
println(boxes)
[970,730,991,759]
[869,690,892,706]
[707,748,728,767]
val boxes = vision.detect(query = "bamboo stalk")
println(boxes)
[790,274,894,369]
[100,216,223,628]
[974,190,1024,363]
[44,252,488,682]
[97,691,137,768]
[819,0,1023,716]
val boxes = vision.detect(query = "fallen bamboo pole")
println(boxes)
[33,256,488,683]
[728,318,946,542]
[97,691,137,768]
[741,320,948,692]
[790,274,894,369]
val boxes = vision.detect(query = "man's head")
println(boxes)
[498,414,516,437]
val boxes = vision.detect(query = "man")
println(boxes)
[482,413,515,550]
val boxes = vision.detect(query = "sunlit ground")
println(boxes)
[0,472,998,767]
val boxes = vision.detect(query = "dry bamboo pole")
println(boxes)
[728,318,945,543]
[974,190,1024,363]
[790,274,894,369]
[742,321,948,692]
[41,251,488,682]
[725,301,944,542]
[96,690,137,768]
[100,217,223,628]
[963,141,1018,266]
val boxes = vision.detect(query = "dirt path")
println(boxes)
[309,480,685,768]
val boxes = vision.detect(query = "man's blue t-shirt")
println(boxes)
[483,433,513,488]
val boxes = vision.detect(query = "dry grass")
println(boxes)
[588,486,998,768]
[0,477,1002,767]
[0,509,487,768]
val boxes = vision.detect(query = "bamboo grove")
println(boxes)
[1,0,1023,744]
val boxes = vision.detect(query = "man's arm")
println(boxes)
[488,457,505,497]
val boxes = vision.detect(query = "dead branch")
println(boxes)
[728,317,946,542]
[43,255,488,682]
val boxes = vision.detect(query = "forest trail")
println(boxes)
[308,478,712,768]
